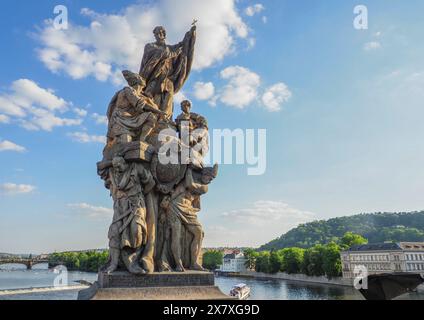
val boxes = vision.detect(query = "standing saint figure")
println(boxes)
[160,165,218,272]
[104,157,156,275]
[139,24,196,119]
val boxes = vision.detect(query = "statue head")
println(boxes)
[181,100,192,114]
[201,164,218,184]
[153,26,166,42]
[112,156,128,173]
[122,70,146,89]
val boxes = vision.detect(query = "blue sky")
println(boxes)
[1,0,424,253]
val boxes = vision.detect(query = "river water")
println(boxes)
[0,264,423,300]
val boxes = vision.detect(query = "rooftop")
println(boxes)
[345,242,424,252]
[346,243,402,252]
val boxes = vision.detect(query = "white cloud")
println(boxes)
[0,183,35,195]
[364,41,381,51]
[92,113,108,125]
[0,114,10,123]
[245,4,265,17]
[210,65,292,111]
[37,0,251,83]
[205,201,316,247]
[174,91,188,105]
[0,140,26,153]
[261,82,292,112]
[193,81,215,100]
[262,16,268,24]
[0,79,83,131]
[68,203,113,219]
[68,131,106,144]
[73,108,88,117]
[219,66,261,109]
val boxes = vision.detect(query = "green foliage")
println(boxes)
[243,248,259,270]
[340,232,368,250]
[253,232,364,278]
[255,251,271,273]
[302,244,325,276]
[49,250,109,272]
[322,242,342,278]
[269,250,283,274]
[202,250,223,270]
[280,248,305,274]
[259,211,424,251]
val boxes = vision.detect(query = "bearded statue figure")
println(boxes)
[139,25,196,120]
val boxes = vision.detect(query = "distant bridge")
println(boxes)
[0,257,50,270]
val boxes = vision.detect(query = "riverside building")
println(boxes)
[341,242,424,279]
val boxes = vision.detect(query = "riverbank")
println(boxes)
[223,271,424,291]
[233,271,352,287]
[0,285,89,296]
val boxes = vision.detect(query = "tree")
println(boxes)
[255,251,271,273]
[339,232,368,250]
[259,211,424,251]
[322,242,342,278]
[202,250,223,270]
[302,244,325,276]
[281,248,305,274]
[269,250,283,274]
[244,248,258,270]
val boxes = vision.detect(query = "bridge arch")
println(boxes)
[0,258,49,270]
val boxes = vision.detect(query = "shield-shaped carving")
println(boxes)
[151,153,187,194]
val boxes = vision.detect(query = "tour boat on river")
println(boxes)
[229,283,251,300]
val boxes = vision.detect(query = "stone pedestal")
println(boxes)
[78,271,233,300]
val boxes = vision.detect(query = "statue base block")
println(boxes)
[78,271,233,300]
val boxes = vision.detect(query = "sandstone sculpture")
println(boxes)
[97,23,218,275]
[139,23,196,119]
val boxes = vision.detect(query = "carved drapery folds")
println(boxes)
[97,24,218,275]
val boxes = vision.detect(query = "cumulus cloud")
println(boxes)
[68,203,113,219]
[0,183,36,195]
[261,83,292,112]
[364,41,381,51]
[0,140,26,153]
[73,108,88,117]
[0,79,83,131]
[245,4,265,17]
[91,113,108,125]
[37,0,251,83]
[193,81,215,100]
[201,65,291,111]
[205,201,316,247]
[68,131,106,144]
[219,66,261,109]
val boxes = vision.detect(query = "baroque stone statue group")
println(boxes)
[96,23,218,275]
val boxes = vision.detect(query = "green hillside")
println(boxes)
[259,211,424,251]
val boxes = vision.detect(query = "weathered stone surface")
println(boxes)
[95,23,219,277]
[78,271,233,300]
[82,286,232,300]
[98,271,214,288]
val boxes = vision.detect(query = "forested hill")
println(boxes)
[259,211,424,251]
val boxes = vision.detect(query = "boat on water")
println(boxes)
[229,283,251,300]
